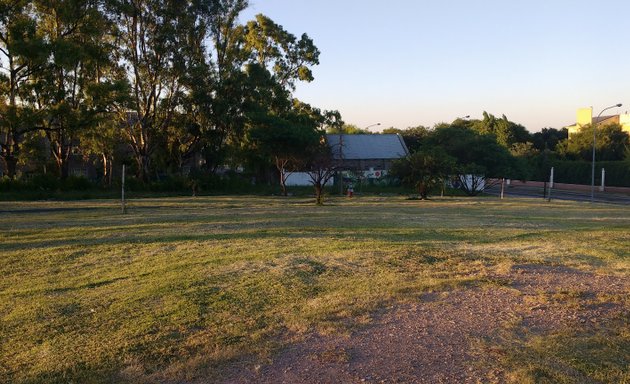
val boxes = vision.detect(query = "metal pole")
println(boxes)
[591,123,596,202]
[122,164,126,214]
[548,167,554,202]
[591,104,622,202]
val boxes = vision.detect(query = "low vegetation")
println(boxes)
[0,196,628,383]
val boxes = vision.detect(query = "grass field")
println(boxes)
[0,196,628,383]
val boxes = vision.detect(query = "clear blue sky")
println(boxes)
[242,0,629,132]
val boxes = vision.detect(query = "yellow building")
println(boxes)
[566,107,630,136]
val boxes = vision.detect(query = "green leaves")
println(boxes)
[244,14,320,90]
[557,124,629,161]
[391,147,456,199]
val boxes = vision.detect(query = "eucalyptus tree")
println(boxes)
[177,3,324,175]
[31,0,119,179]
[107,0,211,181]
[0,0,47,178]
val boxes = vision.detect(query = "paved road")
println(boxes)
[485,184,630,205]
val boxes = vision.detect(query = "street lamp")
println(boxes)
[591,103,622,202]
[364,122,381,131]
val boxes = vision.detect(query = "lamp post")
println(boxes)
[364,122,381,131]
[591,103,622,202]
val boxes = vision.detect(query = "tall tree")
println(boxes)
[243,14,319,91]
[108,0,206,181]
[33,0,117,178]
[0,0,47,178]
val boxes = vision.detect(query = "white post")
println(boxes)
[599,168,605,192]
[121,164,126,214]
[500,178,505,199]
[548,167,554,202]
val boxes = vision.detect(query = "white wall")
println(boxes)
[285,172,333,186]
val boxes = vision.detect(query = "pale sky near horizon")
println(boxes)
[241,1,629,132]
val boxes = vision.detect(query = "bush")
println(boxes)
[62,176,95,191]
[530,160,630,187]
[28,173,62,191]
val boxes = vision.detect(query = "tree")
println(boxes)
[108,0,206,181]
[428,125,521,195]
[532,127,567,152]
[248,108,320,196]
[243,14,319,91]
[32,0,118,179]
[471,111,531,149]
[198,6,322,175]
[556,124,629,161]
[305,139,336,205]
[390,147,456,200]
[326,123,371,135]
[393,125,431,152]
[0,0,47,178]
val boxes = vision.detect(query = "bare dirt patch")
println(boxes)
[220,264,629,384]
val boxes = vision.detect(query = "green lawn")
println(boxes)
[0,196,628,383]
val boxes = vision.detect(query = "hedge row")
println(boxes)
[531,160,630,187]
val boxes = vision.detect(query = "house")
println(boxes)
[285,133,409,186]
[566,107,630,136]
[326,133,409,176]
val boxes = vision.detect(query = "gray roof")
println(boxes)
[326,134,409,160]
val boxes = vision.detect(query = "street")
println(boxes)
[485,183,630,205]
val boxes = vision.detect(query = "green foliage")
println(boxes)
[470,111,532,148]
[0,0,49,178]
[0,173,96,192]
[391,126,431,152]
[247,107,322,195]
[387,122,527,195]
[530,160,630,187]
[390,147,456,199]
[556,124,629,161]
[532,128,567,152]
[7,0,320,185]
[326,123,372,135]
[429,125,523,179]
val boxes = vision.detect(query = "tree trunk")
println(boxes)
[135,153,151,183]
[279,169,287,196]
[417,182,428,200]
[60,158,70,180]
[5,155,18,179]
[101,153,109,186]
[314,183,323,205]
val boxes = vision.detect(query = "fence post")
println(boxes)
[599,168,605,192]
[121,164,126,214]
[548,167,554,202]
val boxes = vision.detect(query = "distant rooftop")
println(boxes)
[326,134,409,160]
